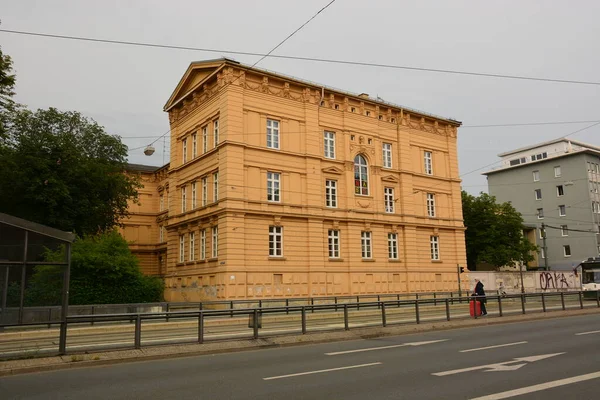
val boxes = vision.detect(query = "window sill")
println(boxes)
[207,257,218,262]
[362,258,376,262]
[388,259,402,263]
[268,256,287,261]
[329,258,344,262]
[431,260,443,263]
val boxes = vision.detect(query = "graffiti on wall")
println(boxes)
[539,272,572,291]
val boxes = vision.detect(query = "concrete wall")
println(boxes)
[469,271,581,294]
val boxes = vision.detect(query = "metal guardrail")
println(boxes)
[1,290,596,357]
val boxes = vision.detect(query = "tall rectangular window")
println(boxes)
[269,226,283,257]
[267,119,280,149]
[563,245,571,257]
[384,187,395,213]
[558,205,566,216]
[192,133,197,158]
[325,179,337,208]
[189,231,195,261]
[427,193,436,217]
[556,185,564,196]
[202,126,208,153]
[179,234,185,263]
[534,189,542,200]
[424,151,433,175]
[561,225,568,237]
[324,131,336,159]
[202,177,208,207]
[554,166,561,177]
[182,139,188,164]
[213,120,219,147]
[388,233,398,260]
[328,229,340,258]
[382,143,392,168]
[361,231,372,259]
[191,182,197,209]
[533,170,540,182]
[430,236,440,260]
[213,172,219,202]
[537,208,544,219]
[181,186,187,213]
[267,171,280,202]
[200,229,206,260]
[212,226,218,258]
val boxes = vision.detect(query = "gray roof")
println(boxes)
[0,213,76,242]
[498,137,600,157]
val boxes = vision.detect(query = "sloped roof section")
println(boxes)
[0,213,76,243]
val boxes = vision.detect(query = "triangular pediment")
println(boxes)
[322,166,344,175]
[164,59,237,111]
[381,175,400,183]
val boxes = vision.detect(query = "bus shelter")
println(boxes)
[0,213,75,353]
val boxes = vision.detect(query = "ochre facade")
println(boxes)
[122,58,468,301]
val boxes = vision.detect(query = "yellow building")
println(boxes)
[123,58,467,302]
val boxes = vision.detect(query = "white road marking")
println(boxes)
[575,330,600,336]
[263,362,382,381]
[469,371,600,400]
[325,339,448,356]
[433,353,565,376]
[460,341,528,353]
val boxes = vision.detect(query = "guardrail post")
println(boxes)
[301,306,307,334]
[230,301,234,318]
[541,293,546,312]
[521,294,526,314]
[91,306,95,326]
[334,297,338,312]
[253,310,259,339]
[357,296,360,310]
[377,295,381,310]
[561,292,565,310]
[198,312,204,344]
[445,298,450,321]
[286,299,289,315]
[134,314,142,349]
[597,290,600,308]
[258,300,262,309]
[415,300,420,324]
[166,303,170,322]
[58,322,67,354]
[344,305,349,330]
[381,302,387,327]
[397,294,400,308]
[47,308,52,329]
[450,292,454,305]
[498,295,503,317]
[434,292,437,306]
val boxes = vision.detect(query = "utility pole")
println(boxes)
[457,264,462,299]
[541,223,549,271]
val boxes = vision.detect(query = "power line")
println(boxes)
[2,28,600,86]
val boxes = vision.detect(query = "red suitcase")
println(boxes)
[470,299,482,317]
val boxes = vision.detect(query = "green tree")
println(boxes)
[26,231,163,305]
[0,46,18,136]
[462,191,538,271]
[0,107,141,236]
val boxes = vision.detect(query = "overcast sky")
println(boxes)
[2,0,599,193]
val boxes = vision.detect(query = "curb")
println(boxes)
[1,307,599,377]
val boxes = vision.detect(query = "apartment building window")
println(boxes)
[269,226,283,257]
[361,231,372,259]
[354,154,369,195]
[557,185,564,197]
[427,193,436,217]
[561,225,569,237]
[554,166,561,178]
[384,187,395,213]
[266,119,280,149]
[200,229,206,260]
[267,172,281,202]
[213,120,219,147]
[533,170,540,182]
[593,201,600,214]
[531,152,548,161]
[192,133,197,158]
[212,226,218,258]
[213,172,219,202]
[191,182,197,209]
[181,186,187,213]
[189,232,195,261]
[202,126,208,153]
[430,236,440,260]
[182,139,188,164]
[202,177,208,207]
[537,208,544,219]
[382,143,392,168]
[539,228,544,239]
[388,233,398,260]
[534,189,542,200]
[328,229,340,258]
[159,194,164,211]
[563,245,571,257]
[325,179,337,208]
[179,234,185,263]
[424,151,433,175]
[558,205,566,217]
[324,131,336,159]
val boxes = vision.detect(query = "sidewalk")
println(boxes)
[1,307,598,377]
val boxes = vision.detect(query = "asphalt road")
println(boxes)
[0,296,585,357]
[2,313,600,399]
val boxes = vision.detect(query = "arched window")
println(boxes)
[354,154,369,195]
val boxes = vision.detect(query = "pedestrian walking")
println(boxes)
[473,279,487,315]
